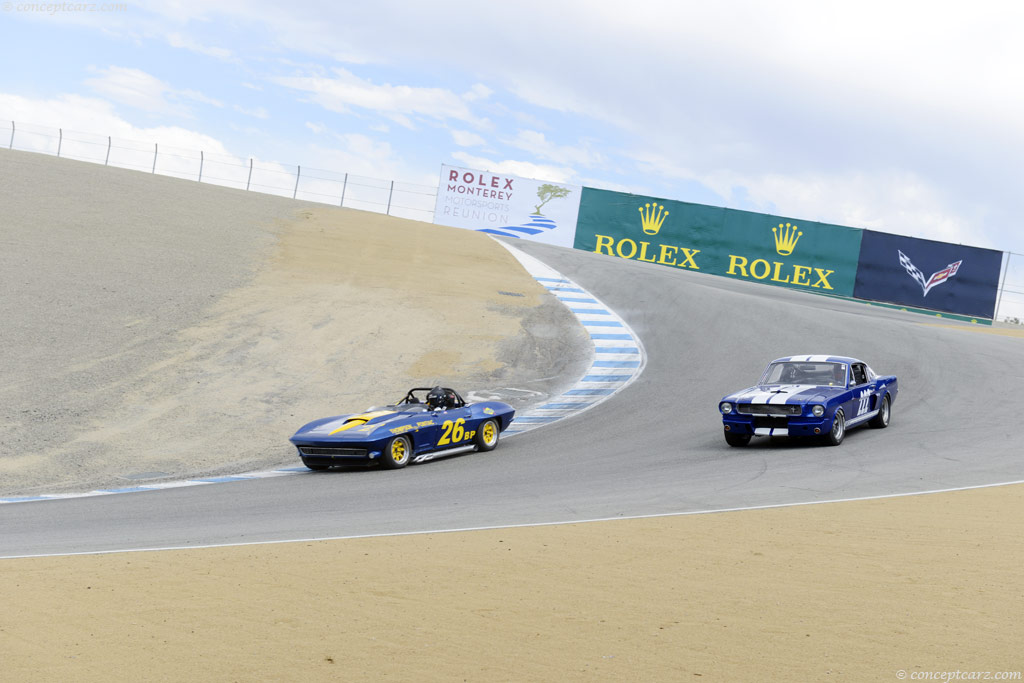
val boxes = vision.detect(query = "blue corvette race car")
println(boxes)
[719,355,898,447]
[290,386,515,470]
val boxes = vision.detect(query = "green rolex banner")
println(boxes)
[574,188,863,296]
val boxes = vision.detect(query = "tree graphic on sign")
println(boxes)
[533,184,571,215]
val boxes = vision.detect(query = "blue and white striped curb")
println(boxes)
[0,468,311,504]
[493,240,646,436]
[1,241,644,505]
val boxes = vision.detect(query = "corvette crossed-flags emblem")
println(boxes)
[897,250,962,296]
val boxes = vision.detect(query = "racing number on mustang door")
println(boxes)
[438,418,475,446]
[856,390,871,416]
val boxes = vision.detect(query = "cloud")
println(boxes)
[234,104,269,119]
[84,66,223,117]
[450,151,575,184]
[0,92,232,153]
[504,130,603,167]
[272,67,488,129]
[166,32,236,62]
[451,129,486,147]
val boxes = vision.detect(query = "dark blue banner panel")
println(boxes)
[854,231,1002,319]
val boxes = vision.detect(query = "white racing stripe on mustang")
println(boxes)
[846,409,879,427]
[768,385,816,405]
[1,239,645,505]
[754,427,789,437]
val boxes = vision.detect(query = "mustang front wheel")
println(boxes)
[381,435,412,469]
[724,430,751,447]
[475,418,500,452]
[825,409,845,446]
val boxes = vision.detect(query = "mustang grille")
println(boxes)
[737,403,801,416]
[298,447,368,457]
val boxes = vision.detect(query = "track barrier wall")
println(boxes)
[855,230,1004,320]
[573,188,862,297]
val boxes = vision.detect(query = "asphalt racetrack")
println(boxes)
[4,233,1023,558]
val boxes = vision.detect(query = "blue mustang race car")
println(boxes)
[290,386,515,470]
[719,355,898,447]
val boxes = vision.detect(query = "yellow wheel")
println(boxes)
[381,435,412,469]
[474,419,500,452]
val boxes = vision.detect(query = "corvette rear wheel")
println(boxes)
[825,409,845,446]
[724,431,751,447]
[475,419,500,452]
[381,435,412,469]
[869,394,891,429]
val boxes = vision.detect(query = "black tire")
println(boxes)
[302,460,330,472]
[869,394,891,429]
[380,435,412,469]
[824,409,845,446]
[475,418,500,452]
[724,431,751,447]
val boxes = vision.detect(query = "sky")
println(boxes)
[2,0,1023,317]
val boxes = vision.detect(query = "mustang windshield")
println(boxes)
[760,361,847,387]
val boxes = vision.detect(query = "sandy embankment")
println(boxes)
[0,149,588,495]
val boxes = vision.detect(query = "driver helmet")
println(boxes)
[426,386,447,410]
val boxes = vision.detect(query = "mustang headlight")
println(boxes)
[811,405,825,417]
[720,402,733,414]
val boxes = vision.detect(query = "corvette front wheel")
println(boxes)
[381,435,412,469]
[475,419,500,452]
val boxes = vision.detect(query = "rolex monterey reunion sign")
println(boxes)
[433,164,582,248]
[574,188,863,297]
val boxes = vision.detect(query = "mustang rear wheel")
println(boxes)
[475,419,500,452]
[724,431,751,447]
[825,409,845,446]
[381,435,412,469]
[869,394,891,429]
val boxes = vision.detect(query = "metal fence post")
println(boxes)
[57,128,63,158]
[104,136,111,165]
[386,180,394,215]
[8,121,13,150]
[293,165,301,199]
[994,251,1011,322]
[152,143,158,173]
[198,151,204,183]
[246,158,253,191]
[340,172,348,207]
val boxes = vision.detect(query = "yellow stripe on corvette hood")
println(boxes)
[328,411,396,435]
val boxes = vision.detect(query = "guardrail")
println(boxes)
[3,120,438,221]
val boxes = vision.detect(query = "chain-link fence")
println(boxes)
[3,120,438,221]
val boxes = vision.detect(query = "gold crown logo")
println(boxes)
[772,222,802,256]
[638,202,669,235]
